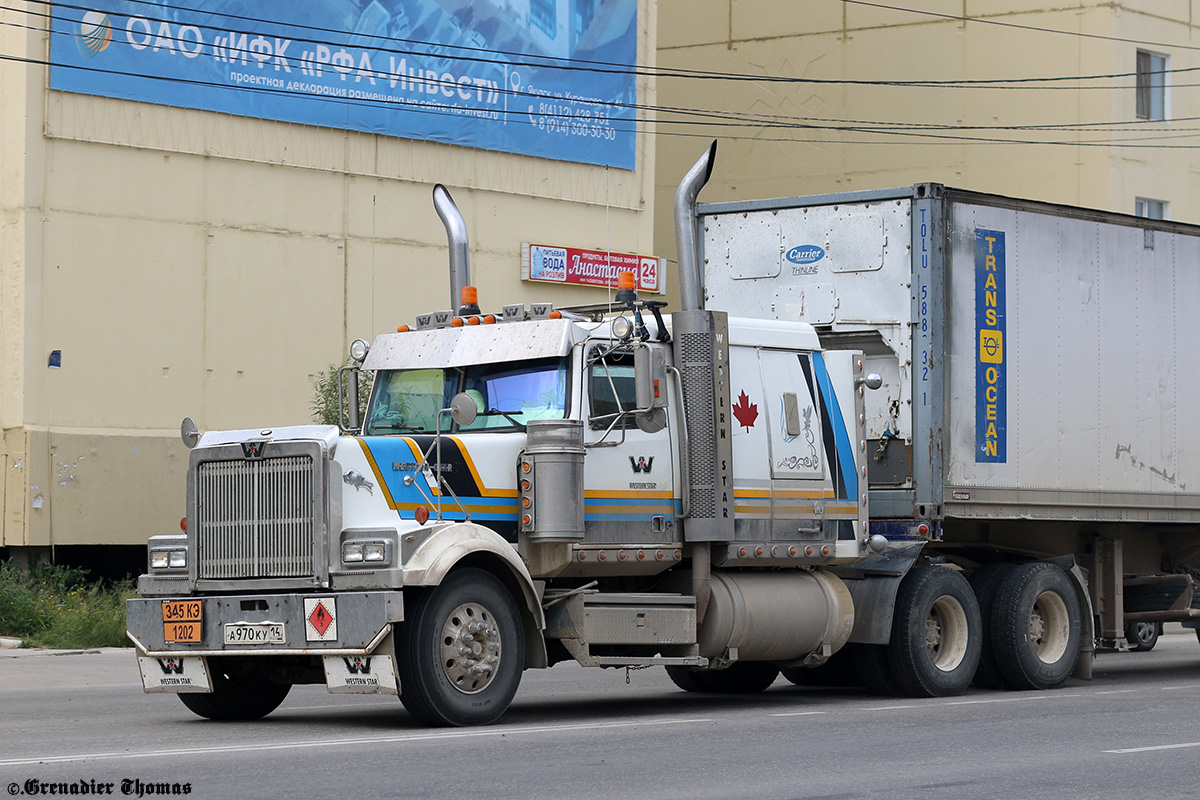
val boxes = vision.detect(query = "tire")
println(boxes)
[887,566,982,698]
[702,662,780,693]
[1125,621,1161,651]
[178,658,291,721]
[665,665,711,693]
[396,568,524,726]
[969,564,1017,689]
[850,643,902,697]
[781,648,860,687]
[991,562,1082,691]
[665,662,779,693]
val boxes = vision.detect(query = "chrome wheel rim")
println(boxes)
[440,602,502,694]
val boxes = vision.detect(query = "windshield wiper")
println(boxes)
[484,408,527,432]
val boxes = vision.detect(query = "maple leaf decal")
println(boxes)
[733,390,758,430]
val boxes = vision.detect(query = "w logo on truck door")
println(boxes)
[629,456,654,474]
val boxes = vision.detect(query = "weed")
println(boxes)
[0,560,135,648]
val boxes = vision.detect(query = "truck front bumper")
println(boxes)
[126,591,404,658]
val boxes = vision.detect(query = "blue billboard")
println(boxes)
[50,0,637,169]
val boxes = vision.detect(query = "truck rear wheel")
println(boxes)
[396,568,524,727]
[781,650,859,687]
[665,662,779,693]
[850,643,901,696]
[178,658,291,721]
[887,566,982,697]
[969,563,1016,689]
[990,562,1081,690]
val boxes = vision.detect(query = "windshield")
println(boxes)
[365,357,569,434]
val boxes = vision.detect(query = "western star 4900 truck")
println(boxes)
[127,144,1200,726]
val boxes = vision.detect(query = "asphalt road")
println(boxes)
[3,633,1200,800]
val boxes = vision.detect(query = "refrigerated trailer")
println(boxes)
[700,181,1200,685]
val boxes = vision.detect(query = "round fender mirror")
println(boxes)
[180,417,200,449]
[449,392,478,427]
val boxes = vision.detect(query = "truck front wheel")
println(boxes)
[178,658,291,721]
[990,562,1081,690]
[396,567,524,727]
[887,566,982,697]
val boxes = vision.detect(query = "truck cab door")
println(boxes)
[581,344,676,544]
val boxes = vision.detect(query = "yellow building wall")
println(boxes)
[655,1,1199,273]
[1,0,657,549]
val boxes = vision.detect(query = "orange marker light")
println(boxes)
[466,316,481,326]
[397,325,411,333]
[451,318,464,328]
[548,310,562,319]
[180,517,187,532]
[414,506,430,525]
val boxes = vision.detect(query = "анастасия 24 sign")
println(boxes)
[51,0,636,169]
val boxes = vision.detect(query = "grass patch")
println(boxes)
[0,560,136,648]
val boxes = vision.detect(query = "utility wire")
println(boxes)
[842,0,1200,54]
[10,0,1193,89]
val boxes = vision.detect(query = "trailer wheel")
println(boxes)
[665,662,779,693]
[850,644,902,697]
[396,567,524,727]
[969,564,1016,689]
[991,562,1081,690]
[1124,621,1161,652]
[178,658,291,721]
[887,566,982,697]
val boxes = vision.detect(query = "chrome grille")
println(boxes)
[195,455,316,579]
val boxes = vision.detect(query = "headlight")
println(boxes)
[150,547,187,571]
[341,539,390,566]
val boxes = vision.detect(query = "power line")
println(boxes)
[12,0,1196,90]
[841,0,1200,53]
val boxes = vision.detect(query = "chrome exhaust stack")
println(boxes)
[433,184,472,313]
[673,141,717,312]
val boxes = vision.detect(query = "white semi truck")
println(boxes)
[126,144,1197,726]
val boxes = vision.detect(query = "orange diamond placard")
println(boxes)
[303,597,338,642]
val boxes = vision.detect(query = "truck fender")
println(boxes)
[402,523,547,669]
[834,541,926,645]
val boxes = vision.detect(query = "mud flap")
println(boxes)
[323,654,399,695]
[136,655,212,693]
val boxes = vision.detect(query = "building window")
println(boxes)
[1136,50,1167,120]
[1135,198,1167,220]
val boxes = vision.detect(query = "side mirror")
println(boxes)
[180,417,200,449]
[449,392,479,427]
[338,365,362,432]
[634,346,668,433]
[634,346,668,411]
